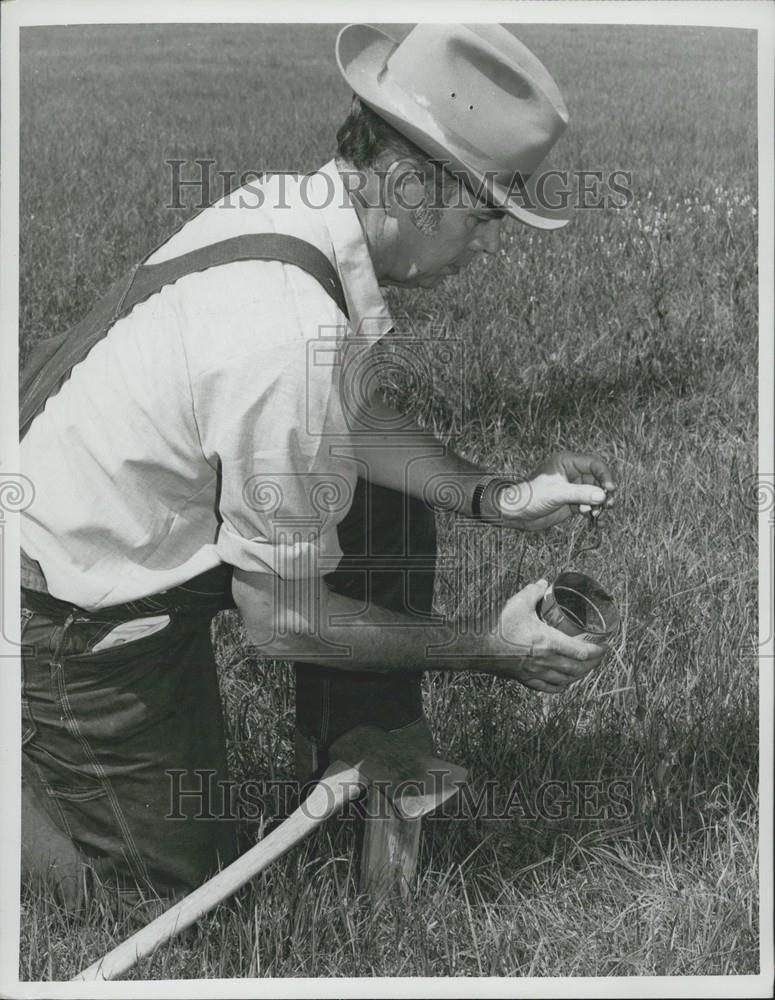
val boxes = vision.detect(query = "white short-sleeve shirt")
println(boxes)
[21,161,393,609]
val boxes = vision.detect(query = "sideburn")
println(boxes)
[410,203,442,234]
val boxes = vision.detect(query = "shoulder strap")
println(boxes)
[122,233,349,319]
[20,233,348,439]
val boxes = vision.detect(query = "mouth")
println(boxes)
[448,254,478,274]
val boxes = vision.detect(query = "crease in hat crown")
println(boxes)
[335,23,571,229]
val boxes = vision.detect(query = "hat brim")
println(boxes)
[335,23,571,231]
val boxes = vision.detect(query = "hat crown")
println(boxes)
[336,23,571,228]
[381,24,568,174]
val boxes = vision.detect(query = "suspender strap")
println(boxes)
[122,233,349,318]
[19,233,348,439]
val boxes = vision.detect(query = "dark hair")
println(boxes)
[336,95,428,169]
[335,95,467,220]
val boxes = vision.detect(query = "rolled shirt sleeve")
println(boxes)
[190,265,357,580]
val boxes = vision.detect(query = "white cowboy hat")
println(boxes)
[336,23,571,230]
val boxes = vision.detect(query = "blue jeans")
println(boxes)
[21,580,239,900]
[21,480,438,897]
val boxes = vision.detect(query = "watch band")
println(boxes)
[471,475,510,519]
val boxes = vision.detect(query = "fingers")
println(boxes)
[553,454,617,506]
[516,665,592,693]
[543,627,608,664]
[542,650,605,678]
[491,662,576,690]
[563,452,617,492]
[498,637,606,677]
[529,625,608,673]
[587,455,616,493]
[506,582,609,667]
[524,677,566,694]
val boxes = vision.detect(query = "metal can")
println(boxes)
[539,571,620,642]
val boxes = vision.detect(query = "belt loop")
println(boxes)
[49,610,77,669]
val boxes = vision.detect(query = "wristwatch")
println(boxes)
[471,475,513,520]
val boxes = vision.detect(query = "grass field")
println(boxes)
[17,23,759,980]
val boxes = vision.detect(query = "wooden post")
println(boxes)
[359,785,422,902]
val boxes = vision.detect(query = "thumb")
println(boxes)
[548,483,607,507]
[516,577,549,611]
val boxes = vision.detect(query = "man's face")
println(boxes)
[381,169,507,289]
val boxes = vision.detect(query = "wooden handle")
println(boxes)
[72,761,364,982]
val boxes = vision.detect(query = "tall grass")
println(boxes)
[18,24,758,979]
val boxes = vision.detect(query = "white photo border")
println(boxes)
[1,2,772,997]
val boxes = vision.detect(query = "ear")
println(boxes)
[382,158,426,219]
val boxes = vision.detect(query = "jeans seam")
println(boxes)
[19,608,36,670]
[50,618,151,887]
[47,784,110,803]
[82,622,118,650]
[387,715,424,734]
[320,678,331,745]
[28,756,76,841]
[31,744,110,801]
[53,663,150,884]
[21,696,36,746]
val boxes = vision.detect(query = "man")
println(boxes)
[19,23,615,906]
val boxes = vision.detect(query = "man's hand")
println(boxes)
[494,451,616,531]
[232,570,608,690]
[481,579,608,692]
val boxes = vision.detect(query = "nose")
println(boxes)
[471,219,503,255]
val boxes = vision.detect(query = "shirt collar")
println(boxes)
[313,159,393,340]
